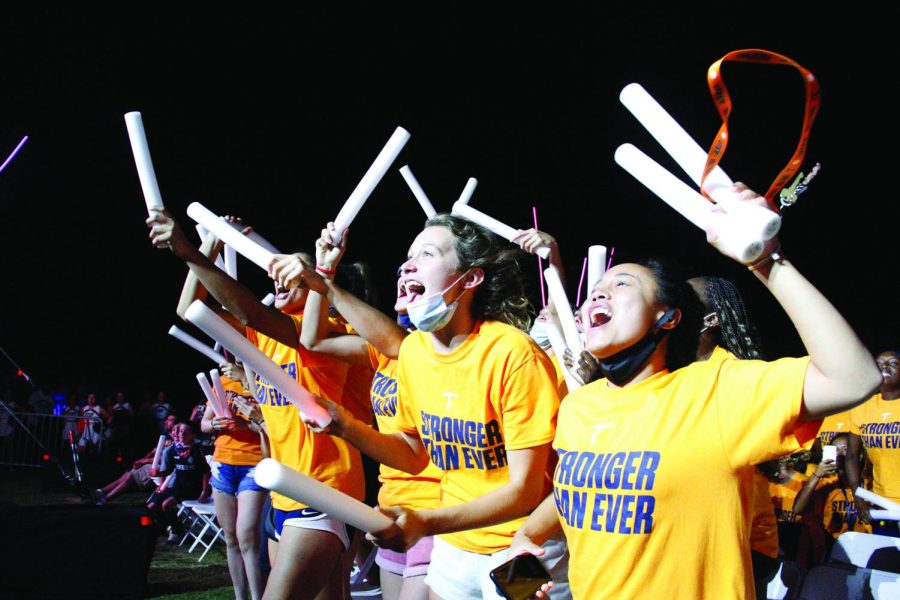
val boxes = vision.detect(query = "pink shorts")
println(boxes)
[375,535,434,578]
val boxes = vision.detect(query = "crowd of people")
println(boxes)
[106,176,890,600]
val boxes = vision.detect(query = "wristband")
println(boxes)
[747,249,784,272]
[316,265,336,275]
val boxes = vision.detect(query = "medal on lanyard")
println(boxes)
[703,49,822,211]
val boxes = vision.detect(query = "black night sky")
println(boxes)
[0,7,895,415]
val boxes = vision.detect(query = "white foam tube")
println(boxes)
[214,342,223,353]
[160,472,176,492]
[150,435,166,471]
[587,245,608,292]
[194,224,226,270]
[614,144,764,262]
[456,177,478,206]
[856,488,900,512]
[196,372,229,418]
[261,293,276,307]
[168,325,225,363]
[244,366,259,400]
[187,202,274,271]
[209,369,233,418]
[124,112,165,213]
[184,301,331,427]
[543,266,582,353]
[619,83,780,240]
[545,322,581,392]
[255,459,394,533]
[452,202,551,259]
[225,220,282,254]
[332,127,411,243]
[224,245,238,279]
[869,510,900,521]
[399,165,437,218]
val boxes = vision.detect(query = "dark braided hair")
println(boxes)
[425,214,535,331]
[698,276,765,360]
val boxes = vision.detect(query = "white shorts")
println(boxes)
[424,537,509,600]
[274,507,352,550]
[424,535,570,600]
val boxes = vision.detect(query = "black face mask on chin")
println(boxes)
[597,308,677,386]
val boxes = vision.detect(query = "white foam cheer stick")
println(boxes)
[587,245,607,292]
[187,202,274,271]
[399,165,437,218]
[150,435,166,471]
[184,300,331,427]
[543,266,582,353]
[614,144,765,262]
[332,127,411,243]
[255,459,394,533]
[224,245,238,280]
[452,202,551,259]
[196,372,231,418]
[194,225,227,270]
[856,487,900,512]
[869,510,900,521]
[225,220,282,254]
[456,177,478,206]
[168,325,225,363]
[545,321,581,392]
[209,369,233,418]
[124,112,165,213]
[619,83,780,240]
[261,293,276,307]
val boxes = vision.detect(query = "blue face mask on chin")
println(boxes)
[405,271,469,333]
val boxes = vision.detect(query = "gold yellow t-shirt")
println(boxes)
[553,347,814,600]
[849,393,900,502]
[246,314,365,511]
[365,343,442,511]
[769,473,807,523]
[212,376,263,466]
[749,469,779,558]
[395,320,560,554]
[818,410,852,445]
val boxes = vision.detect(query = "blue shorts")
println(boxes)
[210,461,265,496]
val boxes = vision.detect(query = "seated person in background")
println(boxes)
[793,433,871,557]
[760,454,819,568]
[148,422,211,542]
[95,415,177,504]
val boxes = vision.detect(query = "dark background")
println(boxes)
[0,7,895,415]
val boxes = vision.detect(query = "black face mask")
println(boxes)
[598,308,677,386]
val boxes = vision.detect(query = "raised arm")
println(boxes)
[707,184,880,419]
[147,209,299,346]
[269,225,407,360]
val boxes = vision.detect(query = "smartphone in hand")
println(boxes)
[489,552,552,600]
[823,444,837,463]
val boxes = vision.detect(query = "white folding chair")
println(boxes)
[831,531,900,574]
[181,500,223,561]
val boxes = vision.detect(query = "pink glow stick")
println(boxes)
[532,206,547,307]
[607,246,616,271]
[576,256,588,306]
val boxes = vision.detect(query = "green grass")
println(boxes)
[0,467,236,598]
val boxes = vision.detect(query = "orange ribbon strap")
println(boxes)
[703,49,821,211]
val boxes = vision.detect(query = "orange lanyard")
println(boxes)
[703,49,821,211]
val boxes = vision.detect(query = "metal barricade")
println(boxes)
[0,411,109,467]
